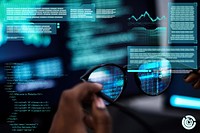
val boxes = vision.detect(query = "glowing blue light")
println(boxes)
[0,23,6,46]
[127,70,151,72]
[16,79,55,92]
[170,95,200,110]
[35,58,63,78]
[14,63,32,81]
[139,74,155,80]
[0,74,3,81]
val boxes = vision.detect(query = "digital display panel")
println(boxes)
[128,46,198,71]
[168,3,198,44]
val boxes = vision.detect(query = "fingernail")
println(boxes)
[96,97,106,109]
[94,83,103,89]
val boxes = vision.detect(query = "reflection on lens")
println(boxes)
[137,58,171,95]
[88,65,124,103]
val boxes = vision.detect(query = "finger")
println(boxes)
[83,112,94,129]
[197,70,200,74]
[59,82,103,114]
[193,80,200,89]
[92,96,112,133]
[72,82,103,102]
[184,73,199,83]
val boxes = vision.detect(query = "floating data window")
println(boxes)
[96,9,117,18]
[6,23,57,35]
[127,46,198,71]
[5,4,95,22]
[6,23,57,41]
[69,4,95,21]
[168,3,198,44]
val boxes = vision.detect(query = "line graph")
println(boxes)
[128,11,166,22]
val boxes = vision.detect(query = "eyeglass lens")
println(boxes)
[88,65,124,102]
[137,58,172,95]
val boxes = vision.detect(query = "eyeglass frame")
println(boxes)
[80,63,128,103]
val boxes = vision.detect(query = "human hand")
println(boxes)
[49,82,112,133]
[184,70,200,89]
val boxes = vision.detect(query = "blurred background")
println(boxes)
[0,0,199,132]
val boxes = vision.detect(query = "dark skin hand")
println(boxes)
[49,69,199,133]
[184,70,200,89]
[49,82,112,133]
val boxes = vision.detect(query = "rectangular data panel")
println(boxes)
[168,3,198,44]
[5,4,95,22]
[127,46,198,71]
[6,23,57,40]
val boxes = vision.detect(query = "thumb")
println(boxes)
[92,96,112,133]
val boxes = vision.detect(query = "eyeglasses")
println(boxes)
[80,60,172,133]
[81,58,172,104]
